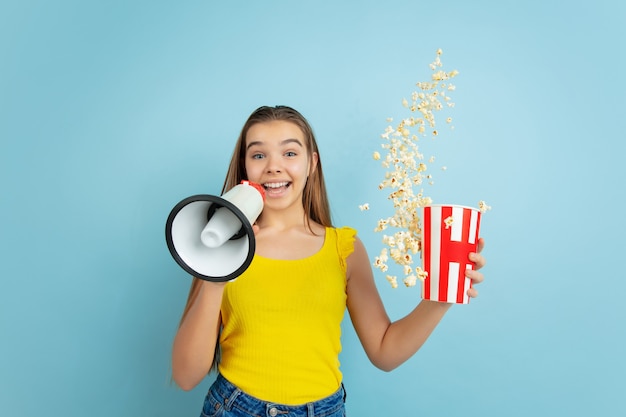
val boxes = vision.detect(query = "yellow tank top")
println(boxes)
[218,226,356,405]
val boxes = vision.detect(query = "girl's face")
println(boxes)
[244,120,317,214]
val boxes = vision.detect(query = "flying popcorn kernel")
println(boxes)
[386,275,399,289]
[403,275,419,287]
[416,267,428,281]
[478,200,492,213]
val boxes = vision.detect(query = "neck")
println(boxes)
[256,207,309,231]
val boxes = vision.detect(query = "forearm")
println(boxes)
[373,300,451,371]
[171,281,224,390]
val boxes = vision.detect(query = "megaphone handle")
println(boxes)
[206,203,246,241]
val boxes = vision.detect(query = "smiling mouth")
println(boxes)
[262,181,291,197]
[263,181,291,190]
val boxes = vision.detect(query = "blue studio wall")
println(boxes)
[1,1,625,416]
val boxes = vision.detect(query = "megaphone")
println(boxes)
[165,181,265,282]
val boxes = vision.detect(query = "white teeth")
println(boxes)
[264,182,289,189]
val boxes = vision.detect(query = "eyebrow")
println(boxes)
[246,138,304,150]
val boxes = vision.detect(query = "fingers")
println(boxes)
[465,265,484,299]
[465,238,486,299]
[465,268,484,285]
[469,251,486,269]
[469,237,486,271]
[477,237,485,253]
[467,287,479,298]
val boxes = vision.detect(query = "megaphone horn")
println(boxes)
[165,181,265,282]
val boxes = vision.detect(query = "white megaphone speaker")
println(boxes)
[165,180,265,282]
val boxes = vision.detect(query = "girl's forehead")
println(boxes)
[245,120,306,146]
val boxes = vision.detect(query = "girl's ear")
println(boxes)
[309,152,319,175]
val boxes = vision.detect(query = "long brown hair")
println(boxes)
[177,105,333,373]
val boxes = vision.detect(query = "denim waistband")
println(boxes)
[206,373,346,417]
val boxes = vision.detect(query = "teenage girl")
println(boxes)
[172,105,486,417]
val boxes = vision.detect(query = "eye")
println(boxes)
[250,152,265,160]
[285,151,297,157]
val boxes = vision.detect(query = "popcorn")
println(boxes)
[444,216,454,229]
[403,275,418,287]
[365,50,491,289]
[368,49,459,288]
[386,275,399,289]
[478,200,492,213]
[359,203,370,211]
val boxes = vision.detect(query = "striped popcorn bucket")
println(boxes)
[421,204,481,304]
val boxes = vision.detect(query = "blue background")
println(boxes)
[2,1,625,416]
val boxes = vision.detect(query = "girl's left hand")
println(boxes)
[465,237,486,298]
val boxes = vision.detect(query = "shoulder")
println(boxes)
[332,225,357,239]
[330,226,358,251]
[344,233,377,290]
[330,227,370,276]
[326,226,360,271]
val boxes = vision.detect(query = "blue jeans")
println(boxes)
[200,374,347,417]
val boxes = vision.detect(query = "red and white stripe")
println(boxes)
[422,205,481,304]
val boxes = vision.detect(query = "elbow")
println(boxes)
[176,381,198,392]
[369,354,402,373]
[171,363,206,391]
[378,364,397,373]
[373,361,400,373]
[171,348,214,391]
[172,372,201,392]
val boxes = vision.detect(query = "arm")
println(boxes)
[346,237,486,372]
[171,280,225,390]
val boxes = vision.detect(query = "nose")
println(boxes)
[264,154,282,173]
